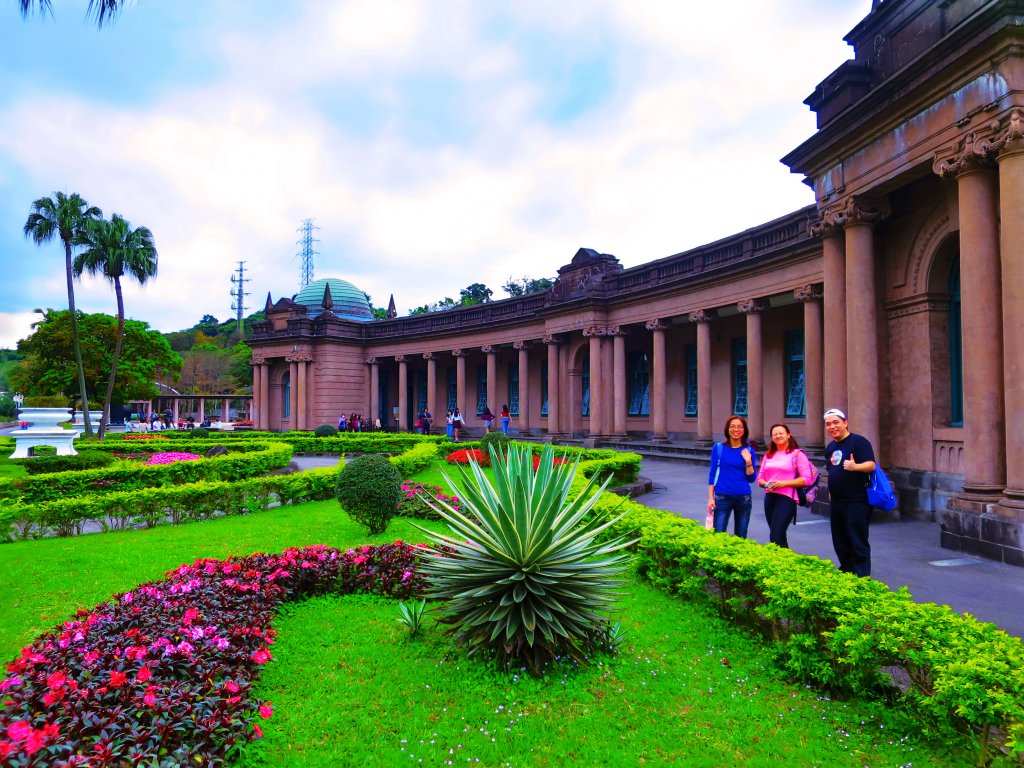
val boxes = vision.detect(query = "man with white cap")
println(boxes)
[823,408,877,577]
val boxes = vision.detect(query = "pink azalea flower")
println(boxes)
[259,703,273,719]
[136,667,153,683]
[7,721,31,743]
[253,723,263,739]
[250,648,272,665]
[108,670,127,688]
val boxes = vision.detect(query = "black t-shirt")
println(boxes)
[825,432,875,502]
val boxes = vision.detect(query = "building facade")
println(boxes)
[250,0,1024,566]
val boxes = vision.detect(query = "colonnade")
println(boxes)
[933,110,1024,516]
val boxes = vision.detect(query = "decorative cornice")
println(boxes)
[794,284,822,303]
[885,292,950,320]
[737,299,766,314]
[687,309,716,324]
[645,319,667,332]
[512,341,530,351]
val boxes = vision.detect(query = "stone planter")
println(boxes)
[71,410,103,428]
[10,407,79,459]
[16,407,73,430]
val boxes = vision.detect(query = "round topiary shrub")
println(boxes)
[314,424,338,437]
[479,431,511,456]
[336,454,402,535]
[189,427,210,439]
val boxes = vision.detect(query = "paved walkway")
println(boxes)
[633,459,1024,639]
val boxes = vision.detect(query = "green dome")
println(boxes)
[294,278,373,322]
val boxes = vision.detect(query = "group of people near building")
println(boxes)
[707,408,876,577]
[337,413,368,432]
[128,411,214,432]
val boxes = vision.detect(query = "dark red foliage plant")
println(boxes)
[0,542,427,766]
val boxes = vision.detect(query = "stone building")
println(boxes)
[249,0,1024,566]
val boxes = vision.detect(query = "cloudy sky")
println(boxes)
[1,0,868,348]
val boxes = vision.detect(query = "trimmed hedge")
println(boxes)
[590,490,1024,762]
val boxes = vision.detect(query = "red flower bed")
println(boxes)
[0,542,426,766]
[122,434,170,442]
[445,449,489,467]
[532,455,568,471]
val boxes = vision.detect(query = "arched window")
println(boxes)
[949,257,963,426]
[281,372,291,418]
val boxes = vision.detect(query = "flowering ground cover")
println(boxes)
[144,451,202,466]
[445,448,489,467]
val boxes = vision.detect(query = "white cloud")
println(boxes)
[0,0,870,345]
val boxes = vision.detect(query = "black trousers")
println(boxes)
[764,493,796,549]
[830,499,872,577]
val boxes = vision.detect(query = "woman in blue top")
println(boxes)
[707,415,757,537]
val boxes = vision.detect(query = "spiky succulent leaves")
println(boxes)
[413,444,635,672]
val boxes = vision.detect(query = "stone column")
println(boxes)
[544,335,561,437]
[739,300,765,443]
[251,357,265,429]
[396,355,408,432]
[260,363,270,430]
[366,358,379,428]
[646,320,667,441]
[424,352,437,429]
[841,196,888,458]
[583,326,605,439]
[796,286,824,446]
[812,217,848,414]
[482,345,497,417]
[293,356,312,431]
[453,349,466,417]
[223,398,231,424]
[611,328,628,438]
[514,341,531,435]
[997,113,1024,513]
[689,310,715,441]
[936,136,1006,500]
[288,359,299,429]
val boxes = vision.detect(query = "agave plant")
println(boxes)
[414,443,635,672]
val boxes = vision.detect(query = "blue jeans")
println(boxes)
[501,417,510,434]
[714,494,752,538]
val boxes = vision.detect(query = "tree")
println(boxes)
[11,310,181,407]
[176,344,238,395]
[73,213,158,438]
[502,276,555,298]
[23,191,102,436]
[18,0,126,28]
[459,283,493,305]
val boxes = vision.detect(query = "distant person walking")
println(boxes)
[823,408,876,577]
[500,404,511,435]
[481,406,494,433]
[453,408,464,441]
[757,423,814,549]
[707,415,757,537]
[445,410,455,439]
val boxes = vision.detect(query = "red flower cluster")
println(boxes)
[532,455,568,471]
[122,434,170,442]
[445,449,489,467]
[0,543,425,766]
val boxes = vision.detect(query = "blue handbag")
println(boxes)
[867,467,897,511]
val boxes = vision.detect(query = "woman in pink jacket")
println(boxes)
[756,423,815,549]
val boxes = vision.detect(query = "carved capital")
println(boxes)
[451,349,465,358]
[808,216,843,238]
[542,334,563,345]
[512,341,530,351]
[285,353,314,363]
[737,298,766,315]
[250,355,267,366]
[996,109,1024,158]
[687,309,715,324]
[422,352,436,360]
[481,345,496,355]
[794,284,823,303]
[934,129,1000,177]
[836,195,891,227]
[394,355,407,364]
[582,325,610,337]
[365,357,378,366]
[645,319,668,332]
[606,325,625,336]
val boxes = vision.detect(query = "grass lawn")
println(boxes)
[0,467,980,766]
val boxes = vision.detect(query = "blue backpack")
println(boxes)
[867,467,897,511]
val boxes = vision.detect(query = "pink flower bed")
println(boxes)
[0,543,426,765]
[144,452,202,466]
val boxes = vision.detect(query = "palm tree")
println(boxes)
[18,0,125,28]
[73,214,158,438]
[23,192,102,437]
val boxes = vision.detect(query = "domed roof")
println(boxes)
[293,278,374,322]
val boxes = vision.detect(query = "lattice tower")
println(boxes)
[230,261,251,337]
[296,218,320,289]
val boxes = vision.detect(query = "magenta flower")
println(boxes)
[258,703,273,719]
